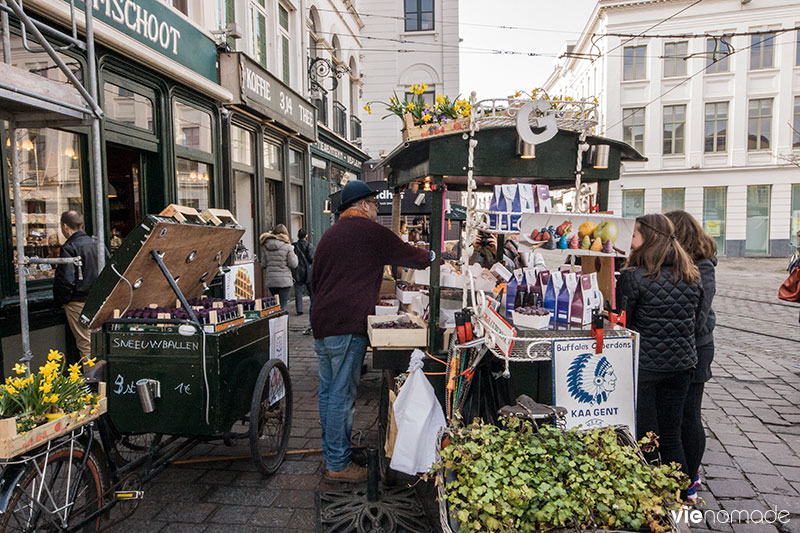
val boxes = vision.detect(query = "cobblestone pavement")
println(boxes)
[108,257,800,532]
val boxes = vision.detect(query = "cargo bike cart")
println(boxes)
[0,211,293,531]
[369,93,647,489]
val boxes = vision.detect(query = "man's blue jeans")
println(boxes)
[315,334,368,471]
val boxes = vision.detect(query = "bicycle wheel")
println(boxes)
[113,433,162,465]
[1,444,104,532]
[249,359,293,476]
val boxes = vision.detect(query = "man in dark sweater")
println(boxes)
[53,211,108,361]
[311,181,429,482]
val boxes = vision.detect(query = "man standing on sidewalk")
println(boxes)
[53,211,107,361]
[311,181,430,482]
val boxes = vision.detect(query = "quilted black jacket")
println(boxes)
[617,264,704,372]
[53,231,108,306]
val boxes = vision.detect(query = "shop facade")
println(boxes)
[309,126,368,245]
[219,52,316,258]
[0,1,230,370]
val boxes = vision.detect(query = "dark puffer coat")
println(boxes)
[617,264,704,372]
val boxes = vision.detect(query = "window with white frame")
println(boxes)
[279,4,290,85]
[706,38,731,73]
[664,41,687,77]
[622,190,645,218]
[405,0,434,32]
[249,0,268,68]
[623,45,646,80]
[622,107,645,154]
[747,98,772,151]
[750,32,775,70]
[663,104,686,155]
[794,97,800,148]
[704,102,728,153]
[218,0,236,48]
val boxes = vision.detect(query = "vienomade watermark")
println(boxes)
[671,506,790,526]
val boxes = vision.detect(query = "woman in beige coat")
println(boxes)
[260,224,298,311]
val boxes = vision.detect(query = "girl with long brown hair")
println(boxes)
[666,210,717,502]
[617,213,705,498]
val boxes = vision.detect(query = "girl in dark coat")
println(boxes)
[666,210,717,502]
[617,213,703,491]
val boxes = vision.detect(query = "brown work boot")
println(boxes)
[324,462,367,482]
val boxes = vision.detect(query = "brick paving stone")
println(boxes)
[734,457,781,475]
[154,502,217,523]
[745,474,797,496]
[725,446,763,458]
[696,489,721,510]
[703,465,746,479]
[706,479,757,498]
[207,505,255,525]
[763,494,800,514]
[271,489,317,508]
[197,469,240,485]
[782,518,800,533]
[204,485,280,507]
[731,523,778,532]
[749,432,782,443]
[704,451,737,467]
[782,467,800,482]
[715,432,754,448]
[720,499,769,513]
[248,506,295,528]
[287,508,318,530]
[204,526,260,533]
[266,473,322,490]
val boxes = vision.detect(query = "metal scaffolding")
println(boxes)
[0,0,105,367]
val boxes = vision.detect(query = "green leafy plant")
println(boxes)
[433,417,686,532]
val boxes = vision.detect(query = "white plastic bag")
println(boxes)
[390,349,447,475]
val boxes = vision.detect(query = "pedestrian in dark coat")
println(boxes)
[293,228,315,320]
[666,210,717,501]
[617,213,704,494]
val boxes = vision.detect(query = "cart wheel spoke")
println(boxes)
[249,359,293,476]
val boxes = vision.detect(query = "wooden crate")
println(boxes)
[0,383,108,459]
[401,113,470,142]
[159,204,204,224]
[202,208,238,226]
[367,315,427,348]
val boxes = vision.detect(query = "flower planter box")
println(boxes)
[0,382,107,459]
[402,113,470,142]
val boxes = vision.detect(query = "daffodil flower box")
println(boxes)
[0,383,107,459]
[402,113,470,142]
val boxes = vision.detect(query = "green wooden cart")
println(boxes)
[81,214,292,476]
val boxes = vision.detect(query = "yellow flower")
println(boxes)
[11,378,23,388]
[414,83,428,95]
[13,363,27,375]
[39,382,52,394]
[48,394,59,403]
[68,363,81,374]
[47,350,63,362]
[514,91,522,97]
[422,114,432,123]
[83,357,97,368]
[363,104,372,115]
[41,361,58,376]
[6,385,17,395]
[436,94,446,105]
[70,373,80,383]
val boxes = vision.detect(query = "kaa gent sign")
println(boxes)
[65,0,218,81]
[220,52,317,142]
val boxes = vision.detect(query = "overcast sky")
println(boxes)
[458,0,598,99]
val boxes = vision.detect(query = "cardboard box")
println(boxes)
[396,287,422,304]
[0,383,108,459]
[367,315,427,348]
[380,279,396,296]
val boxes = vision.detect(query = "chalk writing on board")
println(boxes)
[174,383,191,395]
[113,374,137,395]
[112,337,199,352]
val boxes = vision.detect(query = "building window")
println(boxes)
[706,38,731,73]
[750,32,775,70]
[405,0,434,32]
[704,101,728,153]
[797,30,800,66]
[102,82,154,132]
[746,185,770,255]
[249,0,268,68]
[622,107,645,154]
[174,102,212,153]
[662,188,685,212]
[231,126,253,167]
[663,41,688,78]
[176,158,210,212]
[263,139,282,180]
[404,90,435,107]
[168,0,188,16]
[623,45,646,80]
[791,184,800,244]
[663,104,686,155]
[279,4,290,85]
[703,186,727,255]
[748,98,772,151]
[6,128,83,282]
[622,190,644,218]
[794,97,800,148]
[218,0,236,49]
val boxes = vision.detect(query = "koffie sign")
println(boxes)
[552,335,637,432]
[64,0,218,81]
[220,52,317,142]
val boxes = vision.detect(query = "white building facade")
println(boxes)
[358,0,461,158]
[544,0,800,257]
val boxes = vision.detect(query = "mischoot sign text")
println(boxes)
[65,0,217,81]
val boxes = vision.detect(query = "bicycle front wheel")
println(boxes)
[1,444,104,532]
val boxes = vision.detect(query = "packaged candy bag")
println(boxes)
[543,271,563,324]
[500,184,521,232]
[557,272,577,324]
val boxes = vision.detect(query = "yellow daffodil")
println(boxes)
[407,102,415,111]
[70,373,80,383]
[47,350,63,362]
[47,394,59,404]
[514,91,522,97]
[39,382,52,394]
[422,114,432,123]
[6,385,17,395]
[83,357,97,368]
[414,83,428,95]
[363,104,372,115]
[436,94,446,105]
[68,363,81,374]
[13,363,27,375]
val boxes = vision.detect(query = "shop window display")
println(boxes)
[6,128,83,281]
[174,102,212,153]
[176,158,210,212]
